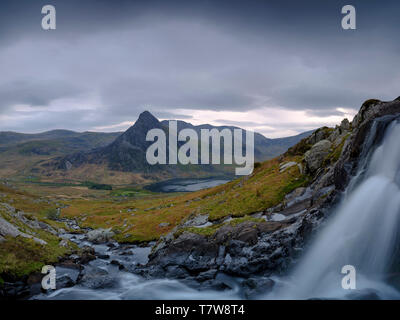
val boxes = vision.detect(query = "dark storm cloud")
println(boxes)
[0,80,84,113]
[0,0,399,133]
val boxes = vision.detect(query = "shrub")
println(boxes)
[44,208,58,220]
[84,181,112,190]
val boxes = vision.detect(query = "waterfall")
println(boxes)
[270,117,400,299]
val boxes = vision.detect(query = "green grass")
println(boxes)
[0,235,73,278]
[0,184,77,279]
[183,225,221,237]
[323,133,351,166]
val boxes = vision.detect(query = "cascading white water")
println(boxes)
[269,119,400,299]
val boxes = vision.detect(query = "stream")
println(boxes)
[33,233,244,300]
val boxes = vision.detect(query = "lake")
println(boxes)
[145,177,232,193]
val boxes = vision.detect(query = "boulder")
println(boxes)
[56,275,75,289]
[304,139,332,173]
[78,246,96,264]
[183,214,209,227]
[86,228,114,244]
[340,118,351,131]
[306,127,331,145]
[78,266,116,289]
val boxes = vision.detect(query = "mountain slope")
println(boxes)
[0,130,122,179]
[160,119,314,161]
[0,130,122,155]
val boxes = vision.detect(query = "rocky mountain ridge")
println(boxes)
[49,111,315,181]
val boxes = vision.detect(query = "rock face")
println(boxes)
[138,97,400,282]
[304,139,332,173]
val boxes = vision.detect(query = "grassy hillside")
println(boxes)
[0,184,77,280]
[0,131,121,179]
[59,153,307,242]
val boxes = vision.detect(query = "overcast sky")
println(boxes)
[0,0,399,138]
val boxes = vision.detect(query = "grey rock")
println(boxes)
[79,266,116,289]
[59,239,69,247]
[183,214,209,227]
[279,161,298,173]
[56,275,75,289]
[304,139,332,173]
[196,269,218,282]
[0,216,47,245]
[158,222,170,228]
[242,277,275,298]
[86,228,114,243]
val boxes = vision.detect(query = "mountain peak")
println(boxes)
[136,111,159,124]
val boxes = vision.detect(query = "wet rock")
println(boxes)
[0,281,31,299]
[56,275,75,289]
[344,289,381,300]
[110,260,125,270]
[58,259,82,270]
[78,246,96,264]
[120,251,133,256]
[96,254,110,259]
[78,266,116,289]
[196,269,218,282]
[165,265,189,279]
[201,280,233,291]
[242,277,275,298]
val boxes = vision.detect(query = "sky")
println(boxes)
[0,0,399,138]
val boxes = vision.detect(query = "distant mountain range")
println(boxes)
[0,130,121,155]
[162,118,313,161]
[48,111,312,177]
[0,111,313,182]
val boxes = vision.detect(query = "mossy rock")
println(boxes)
[362,99,381,109]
